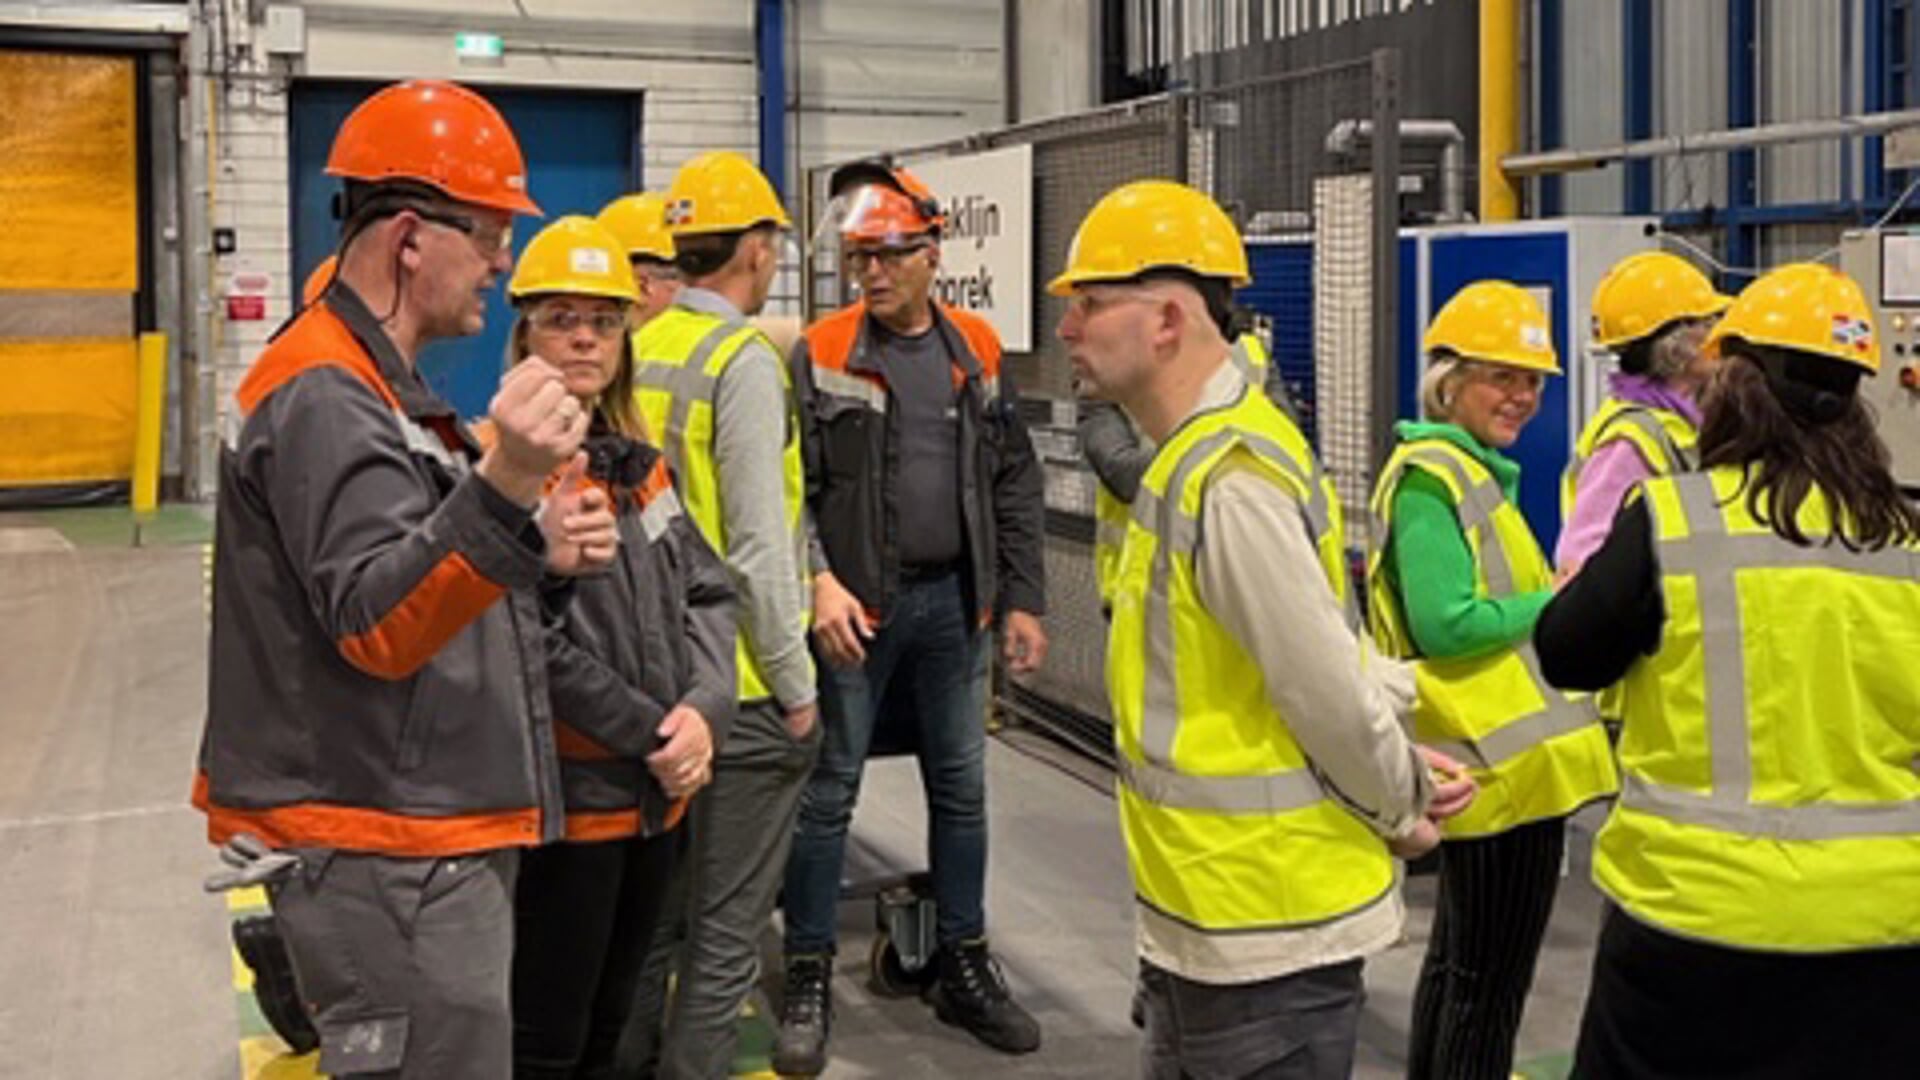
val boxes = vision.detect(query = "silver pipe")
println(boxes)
[1502,107,1920,178]
[1326,118,1466,222]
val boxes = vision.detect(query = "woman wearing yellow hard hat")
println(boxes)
[1558,250,1732,573]
[1365,280,1617,1079]
[500,215,737,1079]
[1535,262,1920,1078]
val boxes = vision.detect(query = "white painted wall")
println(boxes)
[193,0,1012,469]
[790,0,1004,170]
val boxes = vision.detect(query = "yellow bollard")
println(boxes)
[133,331,168,518]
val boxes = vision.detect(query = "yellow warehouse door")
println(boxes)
[0,49,139,490]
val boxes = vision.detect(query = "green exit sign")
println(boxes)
[455,32,504,63]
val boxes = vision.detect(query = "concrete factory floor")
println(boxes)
[0,506,1595,1079]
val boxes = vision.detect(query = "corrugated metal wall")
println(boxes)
[1560,0,1871,265]
[1657,0,1727,213]
[1562,0,1624,214]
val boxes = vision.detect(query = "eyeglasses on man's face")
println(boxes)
[844,243,931,273]
[414,207,514,259]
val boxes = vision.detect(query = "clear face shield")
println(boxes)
[809,184,936,271]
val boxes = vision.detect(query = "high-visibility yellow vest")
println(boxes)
[1598,467,1920,952]
[1094,335,1270,608]
[632,305,810,703]
[1561,397,1697,522]
[1107,372,1393,932]
[1366,438,1617,838]
[1561,397,1699,722]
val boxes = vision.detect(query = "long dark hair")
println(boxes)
[1697,342,1920,550]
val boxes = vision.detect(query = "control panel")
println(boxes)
[1839,228,1920,489]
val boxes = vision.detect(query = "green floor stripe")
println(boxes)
[1515,1050,1575,1080]
[24,503,214,547]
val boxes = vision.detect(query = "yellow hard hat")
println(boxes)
[1425,280,1560,374]
[1704,262,1880,374]
[1590,250,1732,348]
[596,192,676,262]
[1047,179,1249,296]
[663,151,791,236]
[508,215,640,304]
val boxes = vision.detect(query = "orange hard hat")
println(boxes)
[301,255,338,306]
[326,80,541,216]
[827,159,945,233]
[839,185,940,245]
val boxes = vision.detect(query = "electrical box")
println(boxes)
[1839,228,1920,489]
[263,5,306,56]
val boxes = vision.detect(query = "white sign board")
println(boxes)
[910,144,1034,350]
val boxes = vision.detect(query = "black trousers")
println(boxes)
[1407,817,1565,1080]
[512,829,680,1080]
[1574,905,1920,1080]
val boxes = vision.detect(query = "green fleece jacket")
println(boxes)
[1385,421,1551,660]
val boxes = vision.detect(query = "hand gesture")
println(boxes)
[539,453,619,576]
[1418,746,1477,820]
[477,357,590,506]
[646,704,713,800]
[812,571,873,669]
[1002,610,1048,675]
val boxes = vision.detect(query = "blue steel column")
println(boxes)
[1727,0,1758,281]
[1867,0,1888,203]
[756,0,787,200]
[1539,0,1564,216]
[1622,0,1654,213]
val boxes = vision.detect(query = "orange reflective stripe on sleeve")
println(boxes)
[336,551,506,680]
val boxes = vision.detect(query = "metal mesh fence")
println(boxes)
[801,54,1399,750]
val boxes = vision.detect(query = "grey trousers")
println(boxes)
[1139,958,1365,1080]
[661,699,821,1079]
[268,847,519,1079]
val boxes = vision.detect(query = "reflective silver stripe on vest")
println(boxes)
[1604,407,1692,473]
[1374,442,1598,768]
[1228,338,1260,382]
[1621,772,1920,842]
[811,366,889,413]
[1380,448,1517,596]
[1422,644,1598,770]
[1133,422,1336,764]
[1622,472,1920,837]
[1116,753,1326,815]
[635,320,741,476]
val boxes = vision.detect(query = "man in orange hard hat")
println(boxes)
[774,160,1048,1074]
[195,80,617,1079]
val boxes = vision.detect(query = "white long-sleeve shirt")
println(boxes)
[1136,360,1432,985]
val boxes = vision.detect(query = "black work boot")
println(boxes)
[772,954,832,1077]
[927,939,1042,1054]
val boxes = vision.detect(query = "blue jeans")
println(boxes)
[783,568,991,954]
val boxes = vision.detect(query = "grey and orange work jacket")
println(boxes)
[792,301,1046,627]
[195,284,566,857]
[539,429,737,842]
